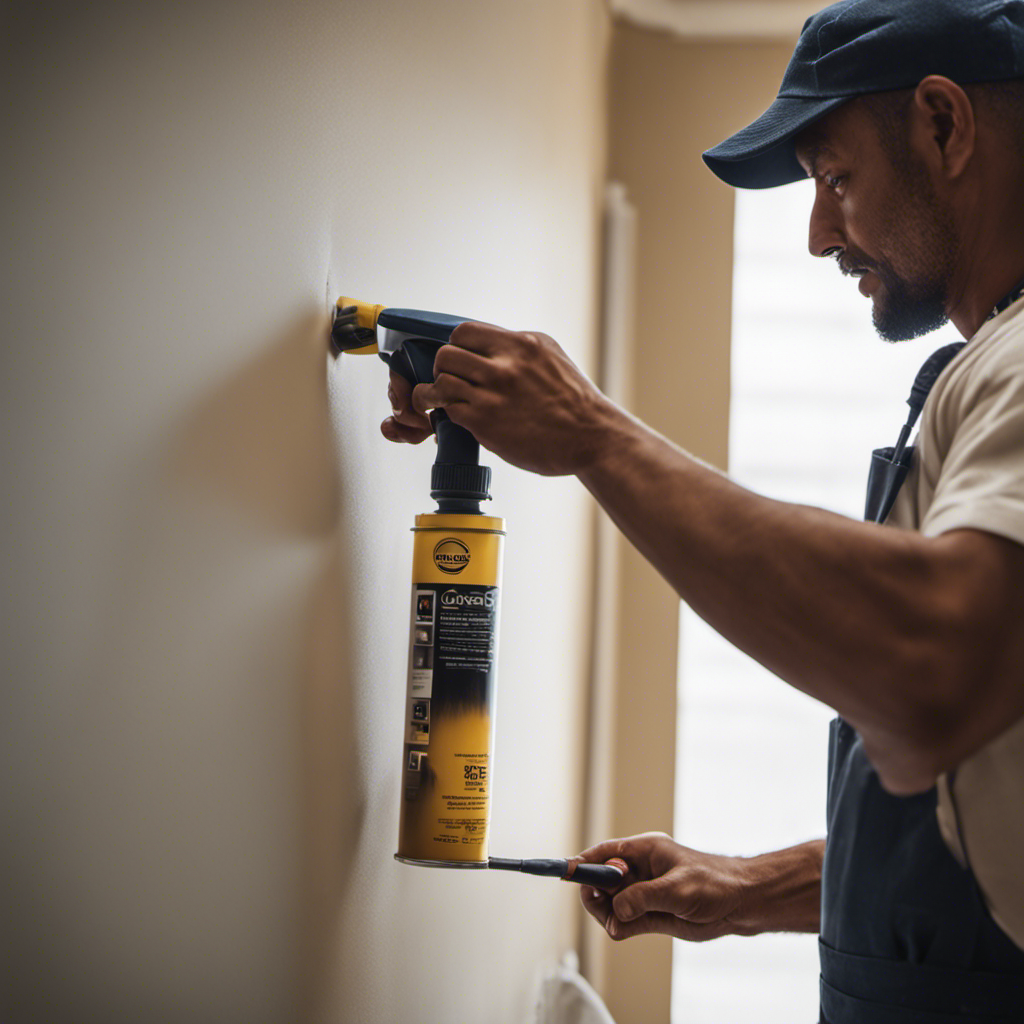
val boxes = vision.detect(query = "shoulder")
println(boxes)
[961,300,1024,381]
[928,302,1024,431]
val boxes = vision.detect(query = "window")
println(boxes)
[672,181,961,1023]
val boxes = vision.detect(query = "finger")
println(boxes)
[575,838,633,865]
[448,321,513,355]
[580,885,613,930]
[387,375,431,430]
[576,833,666,878]
[582,884,711,942]
[433,343,496,386]
[577,831,670,862]
[604,910,731,943]
[381,416,432,444]
[412,374,476,416]
[388,370,415,410]
[564,856,629,891]
[612,875,688,923]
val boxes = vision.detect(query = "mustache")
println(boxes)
[825,246,877,278]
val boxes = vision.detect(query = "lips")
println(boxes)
[833,252,879,297]
[835,258,873,295]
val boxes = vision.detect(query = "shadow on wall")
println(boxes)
[4,305,365,1022]
[167,308,366,1014]
[169,309,340,538]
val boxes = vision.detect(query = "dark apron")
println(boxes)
[819,386,1024,1021]
[820,719,1024,1022]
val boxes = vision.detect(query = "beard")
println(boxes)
[863,255,951,342]
[840,160,960,343]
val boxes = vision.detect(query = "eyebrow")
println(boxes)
[794,140,838,179]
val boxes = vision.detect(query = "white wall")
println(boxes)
[3,3,608,1020]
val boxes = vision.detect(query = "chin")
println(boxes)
[873,304,949,343]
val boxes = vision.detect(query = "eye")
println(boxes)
[825,174,846,193]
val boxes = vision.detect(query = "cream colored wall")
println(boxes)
[590,24,795,1024]
[3,3,608,1022]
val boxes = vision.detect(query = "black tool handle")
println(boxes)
[488,857,625,889]
[569,862,626,888]
[382,338,488,513]
[381,339,443,389]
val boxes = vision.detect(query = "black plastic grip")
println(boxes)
[382,340,443,389]
[378,326,490,512]
[569,863,626,889]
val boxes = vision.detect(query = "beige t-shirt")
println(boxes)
[887,295,1024,951]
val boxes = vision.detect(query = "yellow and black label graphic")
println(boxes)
[433,537,471,574]
[397,514,504,866]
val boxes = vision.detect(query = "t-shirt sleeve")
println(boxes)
[920,346,1024,547]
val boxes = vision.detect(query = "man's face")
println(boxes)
[794,101,959,342]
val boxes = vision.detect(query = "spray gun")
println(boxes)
[332,299,491,513]
[332,297,624,891]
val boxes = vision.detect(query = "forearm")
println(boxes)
[577,403,981,790]
[578,831,822,941]
[734,839,823,935]
[405,325,1024,790]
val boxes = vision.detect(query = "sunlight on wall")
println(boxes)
[672,181,963,1023]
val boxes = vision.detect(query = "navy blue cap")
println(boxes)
[703,0,1024,189]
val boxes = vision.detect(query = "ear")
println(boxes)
[910,75,976,180]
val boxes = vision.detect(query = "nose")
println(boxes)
[807,186,845,258]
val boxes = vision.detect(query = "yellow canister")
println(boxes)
[395,512,506,867]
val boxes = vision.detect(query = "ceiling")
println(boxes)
[610,0,823,39]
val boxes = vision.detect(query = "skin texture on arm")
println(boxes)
[383,79,1024,794]
[574,832,823,942]
[385,327,1024,795]
[574,394,1024,794]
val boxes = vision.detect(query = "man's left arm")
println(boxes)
[395,323,1024,794]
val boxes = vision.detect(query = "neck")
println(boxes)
[945,182,1024,338]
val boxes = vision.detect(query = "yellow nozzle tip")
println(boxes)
[335,296,386,331]
[331,296,387,354]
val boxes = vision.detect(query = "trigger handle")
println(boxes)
[381,339,444,388]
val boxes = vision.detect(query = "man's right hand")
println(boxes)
[577,832,823,942]
[378,322,618,476]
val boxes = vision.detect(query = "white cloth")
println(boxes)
[530,952,616,1024]
[888,295,1024,950]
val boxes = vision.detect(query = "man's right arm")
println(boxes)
[386,326,1024,794]
[576,832,823,942]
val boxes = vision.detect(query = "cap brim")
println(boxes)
[703,94,850,189]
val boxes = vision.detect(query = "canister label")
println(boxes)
[397,518,504,865]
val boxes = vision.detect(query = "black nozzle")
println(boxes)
[430,414,490,513]
[383,337,493,514]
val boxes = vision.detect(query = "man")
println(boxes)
[384,1,1024,1019]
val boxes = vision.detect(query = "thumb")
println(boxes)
[612,875,679,923]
